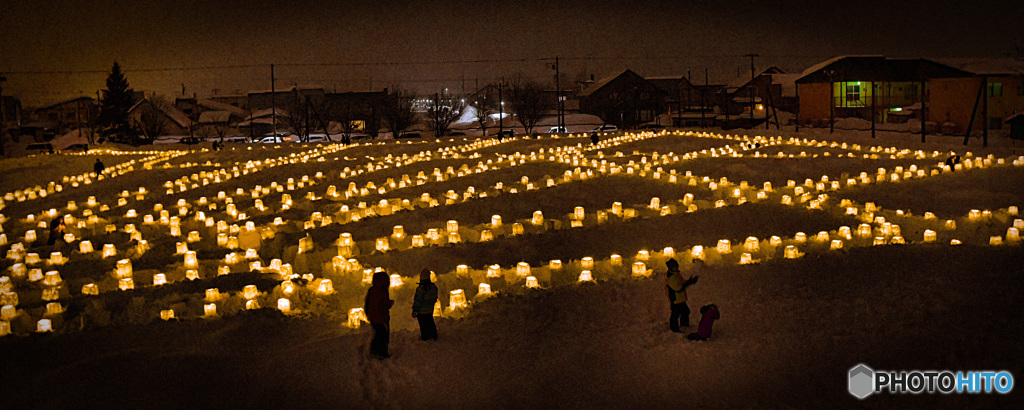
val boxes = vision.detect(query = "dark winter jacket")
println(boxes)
[412,281,438,315]
[694,305,720,339]
[364,271,394,324]
[666,270,698,304]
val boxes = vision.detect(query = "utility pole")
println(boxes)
[982,76,988,147]
[498,79,504,136]
[743,53,758,123]
[271,64,276,139]
[0,75,6,156]
[702,68,708,129]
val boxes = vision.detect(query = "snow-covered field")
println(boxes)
[1,130,1022,408]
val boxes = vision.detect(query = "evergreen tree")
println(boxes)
[98,62,136,141]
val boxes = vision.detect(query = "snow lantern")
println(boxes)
[478,283,491,295]
[784,246,802,259]
[81,283,98,295]
[347,308,366,328]
[581,257,594,270]
[716,240,732,254]
[524,276,540,288]
[456,265,469,275]
[531,211,544,226]
[389,274,403,287]
[491,215,502,228]
[872,237,886,246]
[610,254,622,266]
[281,280,296,295]
[184,251,198,270]
[375,237,390,252]
[649,197,660,210]
[739,253,754,264]
[516,262,531,276]
[549,260,562,270]
[945,220,957,230]
[794,232,807,243]
[479,230,493,242]
[24,230,36,243]
[102,244,116,258]
[187,231,201,243]
[830,240,843,250]
[160,310,175,320]
[24,253,41,265]
[662,247,676,258]
[48,252,65,266]
[512,223,524,235]
[392,225,405,240]
[116,259,133,278]
[28,269,43,282]
[574,207,585,220]
[968,209,981,221]
[691,246,705,260]
[204,303,218,317]
[153,274,167,286]
[1007,228,1020,243]
[923,230,937,243]
[486,264,501,278]
[631,262,648,276]
[277,298,291,313]
[578,270,593,282]
[612,202,623,216]
[0,305,15,321]
[1,320,11,337]
[449,289,468,310]
[36,319,52,333]
[989,236,1003,246]
[186,270,200,280]
[743,237,760,253]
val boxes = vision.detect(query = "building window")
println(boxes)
[834,82,871,107]
[987,83,1003,97]
[846,83,861,102]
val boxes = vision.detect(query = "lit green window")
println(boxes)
[987,83,1002,97]
[834,82,871,107]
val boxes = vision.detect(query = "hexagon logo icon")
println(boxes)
[849,364,874,399]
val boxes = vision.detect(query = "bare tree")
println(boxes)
[426,93,464,138]
[331,100,362,144]
[284,91,309,141]
[473,92,498,136]
[508,76,553,135]
[134,97,171,142]
[381,90,417,139]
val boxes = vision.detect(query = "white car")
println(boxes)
[590,124,618,133]
[257,135,291,143]
[547,126,568,134]
[305,134,331,143]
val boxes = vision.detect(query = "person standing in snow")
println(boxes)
[665,258,699,332]
[47,217,66,246]
[364,270,395,359]
[411,268,439,341]
[93,159,105,174]
[590,132,600,145]
[687,304,720,341]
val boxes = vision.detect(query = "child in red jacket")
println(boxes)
[687,304,720,341]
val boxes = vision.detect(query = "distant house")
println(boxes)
[578,69,665,129]
[1,95,22,128]
[795,56,973,130]
[1007,112,1024,140]
[721,67,786,120]
[127,98,193,137]
[175,96,248,126]
[31,97,98,132]
[647,75,725,127]
[323,90,387,133]
[931,58,1024,135]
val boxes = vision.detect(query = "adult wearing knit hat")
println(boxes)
[412,268,439,341]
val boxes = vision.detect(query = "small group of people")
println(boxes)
[665,258,720,341]
[363,268,439,360]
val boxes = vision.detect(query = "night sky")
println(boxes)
[2,0,1021,105]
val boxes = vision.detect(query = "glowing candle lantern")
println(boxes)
[376,237,390,252]
[716,240,732,254]
[455,265,469,276]
[25,230,36,243]
[857,224,872,238]
[923,230,937,243]
[574,207,585,220]
[161,310,175,320]
[116,259,133,278]
[25,253,41,265]
[838,226,852,240]
[348,308,367,328]
[478,283,492,295]
[989,236,1003,246]
[649,197,660,210]
[203,303,218,317]
[830,240,844,250]
[1,305,15,321]
[784,246,801,259]
[118,277,134,291]
[491,215,502,227]
[81,283,98,295]
[632,262,648,276]
[743,237,760,253]
[49,252,65,265]
[175,242,189,254]
[531,211,544,226]
[390,274,403,287]
[37,319,52,333]
[152,273,167,286]
[606,253,622,266]
[578,270,594,282]
[662,247,676,258]
[815,231,830,243]
[316,279,334,294]
[516,262,531,276]
[1,320,10,336]
[512,223,524,235]
[487,264,501,278]
[1007,228,1020,243]
[186,270,200,280]
[525,276,540,288]
[449,289,468,310]
[740,253,758,265]
[691,245,705,260]
[181,251,198,270]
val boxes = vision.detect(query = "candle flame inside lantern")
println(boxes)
[631,262,648,276]
[449,289,468,310]
[716,240,732,254]
[525,276,539,288]
[277,298,291,313]
[923,230,937,243]
[347,308,366,328]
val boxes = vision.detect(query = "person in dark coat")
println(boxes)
[665,258,699,332]
[590,132,600,145]
[364,270,395,359]
[47,217,66,246]
[687,304,720,341]
[93,159,105,174]
[944,155,961,170]
[411,268,439,341]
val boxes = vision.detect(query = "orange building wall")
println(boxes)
[797,83,831,124]
[930,77,1024,134]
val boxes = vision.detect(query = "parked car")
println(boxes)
[496,130,515,139]
[590,124,618,133]
[63,143,90,153]
[223,136,249,143]
[547,126,568,134]
[257,134,291,143]
[25,143,55,154]
[305,134,330,143]
[179,136,204,145]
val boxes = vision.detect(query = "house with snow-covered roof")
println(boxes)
[577,69,665,129]
[929,58,1024,136]
[127,98,193,137]
[795,56,973,133]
